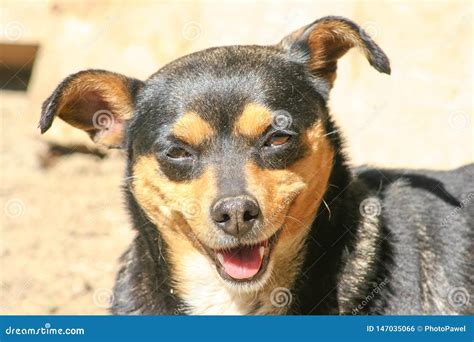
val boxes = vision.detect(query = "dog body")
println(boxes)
[40,16,473,315]
[110,165,473,315]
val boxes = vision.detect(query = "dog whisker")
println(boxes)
[322,199,332,221]
[322,130,338,137]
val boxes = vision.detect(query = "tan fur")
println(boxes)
[280,20,370,85]
[56,73,135,146]
[172,111,214,146]
[234,103,273,138]
[132,154,217,248]
[307,21,370,84]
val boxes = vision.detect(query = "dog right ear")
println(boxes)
[278,16,390,88]
[39,69,144,148]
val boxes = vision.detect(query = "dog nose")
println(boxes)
[211,196,260,237]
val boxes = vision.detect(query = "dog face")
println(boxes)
[129,46,337,287]
[40,16,389,291]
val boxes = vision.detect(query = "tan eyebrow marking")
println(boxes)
[234,103,273,138]
[172,111,214,145]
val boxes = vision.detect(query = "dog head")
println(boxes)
[40,16,389,291]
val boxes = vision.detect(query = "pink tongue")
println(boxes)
[221,245,263,280]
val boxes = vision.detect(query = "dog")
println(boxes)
[39,16,473,315]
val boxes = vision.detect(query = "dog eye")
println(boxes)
[265,132,292,147]
[166,147,192,160]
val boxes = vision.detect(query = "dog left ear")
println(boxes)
[278,16,390,86]
[39,69,144,148]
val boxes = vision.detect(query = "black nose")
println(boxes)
[211,196,260,237]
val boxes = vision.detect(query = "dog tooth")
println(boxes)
[217,252,224,265]
[259,246,265,258]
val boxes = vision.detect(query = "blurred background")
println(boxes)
[0,0,472,314]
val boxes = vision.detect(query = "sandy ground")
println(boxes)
[1,92,134,314]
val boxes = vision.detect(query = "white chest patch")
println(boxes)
[174,251,283,315]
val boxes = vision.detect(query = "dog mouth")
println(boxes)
[209,231,280,283]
